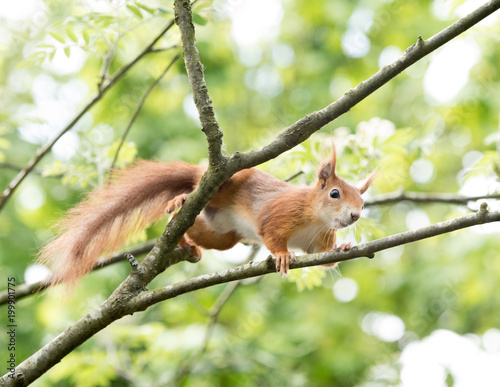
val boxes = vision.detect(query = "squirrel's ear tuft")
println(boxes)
[358,170,377,194]
[330,142,337,176]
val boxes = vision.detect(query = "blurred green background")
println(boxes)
[1,0,500,386]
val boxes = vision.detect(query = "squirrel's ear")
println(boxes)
[318,143,338,188]
[358,170,377,194]
[318,162,332,188]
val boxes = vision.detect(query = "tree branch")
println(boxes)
[129,0,234,297]
[0,163,42,175]
[0,20,176,212]
[228,0,500,173]
[128,205,499,311]
[110,54,180,171]
[1,246,199,386]
[174,0,225,167]
[0,241,157,306]
[121,0,232,296]
[365,191,500,207]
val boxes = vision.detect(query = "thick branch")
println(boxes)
[0,20,176,212]
[129,0,234,291]
[365,191,500,207]
[228,0,500,173]
[129,205,499,311]
[2,246,198,386]
[133,1,233,286]
[174,0,225,166]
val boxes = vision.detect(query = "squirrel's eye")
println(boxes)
[330,189,340,199]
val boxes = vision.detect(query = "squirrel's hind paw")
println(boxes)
[165,193,188,214]
[179,235,203,259]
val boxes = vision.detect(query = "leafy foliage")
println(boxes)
[1,0,500,386]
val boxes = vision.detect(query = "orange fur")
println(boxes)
[38,160,205,286]
[187,214,241,250]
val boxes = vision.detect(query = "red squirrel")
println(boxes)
[39,144,375,284]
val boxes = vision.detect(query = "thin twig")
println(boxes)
[97,24,120,92]
[365,191,500,207]
[284,170,304,182]
[1,163,42,175]
[110,54,180,171]
[0,241,157,305]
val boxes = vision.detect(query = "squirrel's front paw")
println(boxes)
[334,242,352,251]
[275,251,296,276]
[165,194,188,214]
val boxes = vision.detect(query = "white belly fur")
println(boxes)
[203,208,263,244]
[287,224,332,253]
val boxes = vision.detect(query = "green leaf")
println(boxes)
[23,51,47,66]
[105,141,138,168]
[66,23,78,43]
[126,5,143,19]
[157,7,172,14]
[192,13,208,26]
[42,161,68,177]
[16,59,34,69]
[49,50,56,61]
[37,44,55,49]
[465,151,498,180]
[64,46,71,57]
[82,29,90,45]
[136,2,155,14]
[49,32,65,43]
[288,267,325,291]
[95,15,114,26]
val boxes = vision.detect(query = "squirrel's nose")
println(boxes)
[351,212,360,222]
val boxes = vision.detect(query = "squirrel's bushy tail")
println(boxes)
[38,160,205,286]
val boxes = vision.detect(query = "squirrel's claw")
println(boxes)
[334,242,352,251]
[275,251,295,276]
[165,193,188,214]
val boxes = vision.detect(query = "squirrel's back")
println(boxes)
[39,160,205,286]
